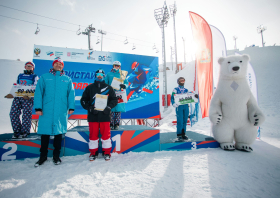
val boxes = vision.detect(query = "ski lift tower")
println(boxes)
[154,1,170,111]
[82,24,96,50]
[169,1,178,73]
[257,25,267,47]
[233,35,238,50]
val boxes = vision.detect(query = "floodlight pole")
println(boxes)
[82,24,96,50]
[98,30,107,51]
[233,36,238,50]
[170,2,178,73]
[257,25,267,47]
[182,37,186,64]
[170,46,173,71]
[154,1,170,110]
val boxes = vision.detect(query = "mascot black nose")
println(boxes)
[232,66,240,71]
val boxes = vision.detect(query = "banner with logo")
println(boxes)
[32,45,160,119]
[174,92,198,105]
[189,12,213,118]
[210,25,227,92]
[235,52,258,102]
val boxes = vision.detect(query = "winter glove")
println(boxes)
[89,106,98,114]
[23,95,30,100]
[4,94,14,99]
[103,106,111,114]
[195,94,198,99]
[173,103,179,108]
[120,84,126,89]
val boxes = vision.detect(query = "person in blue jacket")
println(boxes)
[5,61,39,139]
[171,77,198,141]
[33,59,75,167]
[104,61,128,130]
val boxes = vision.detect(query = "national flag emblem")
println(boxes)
[46,51,54,56]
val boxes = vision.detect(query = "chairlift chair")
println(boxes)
[96,36,100,44]
[124,37,128,44]
[35,24,40,35]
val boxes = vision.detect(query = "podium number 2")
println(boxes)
[112,134,121,151]
[1,143,17,160]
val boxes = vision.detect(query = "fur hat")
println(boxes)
[177,77,185,84]
[52,59,64,67]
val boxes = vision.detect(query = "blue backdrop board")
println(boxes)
[32,45,160,120]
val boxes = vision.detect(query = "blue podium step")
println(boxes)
[0,126,219,161]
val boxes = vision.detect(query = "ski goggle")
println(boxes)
[113,65,120,67]
[96,73,104,77]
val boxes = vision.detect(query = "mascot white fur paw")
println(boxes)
[209,54,265,152]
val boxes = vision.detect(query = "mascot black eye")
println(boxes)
[240,61,242,63]
[228,61,231,63]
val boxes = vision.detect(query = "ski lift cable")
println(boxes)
[0,4,161,46]
[0,14,76,32]
[0,14,159,50]
[0,4,85,27]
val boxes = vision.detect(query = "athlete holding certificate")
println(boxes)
[171,77,198,141]
[80,69,117,161]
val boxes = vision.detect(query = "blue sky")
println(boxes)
[0,0,279,63]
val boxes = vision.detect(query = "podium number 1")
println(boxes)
[112,134,121,151]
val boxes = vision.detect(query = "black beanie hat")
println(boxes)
[177,77,185,84]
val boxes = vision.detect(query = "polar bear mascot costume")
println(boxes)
[209,54,265,152]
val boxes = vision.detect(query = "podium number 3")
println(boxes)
[191,142,197,150]
[1,143,17,160]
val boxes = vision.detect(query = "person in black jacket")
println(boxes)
[80,69,118,161]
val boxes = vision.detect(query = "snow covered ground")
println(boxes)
[0,57,280,198]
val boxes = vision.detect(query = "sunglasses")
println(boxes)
[96,73,104,77]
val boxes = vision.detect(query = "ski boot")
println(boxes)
[34,156,47,167]
[104,154,111,161]
[110,124,114,130]
[53,157,62,165]
[89,152,98,161]
[114,124,119,130]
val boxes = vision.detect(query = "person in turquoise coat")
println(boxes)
[104,61,128,130]
[33,59,75,167]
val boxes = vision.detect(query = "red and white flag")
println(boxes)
[189,12,213,118]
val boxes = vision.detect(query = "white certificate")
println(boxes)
[9,85,36,97]
[174,92,198,105]
[116,90,127,104]
[111,77,122,90]
[95,94,108,111]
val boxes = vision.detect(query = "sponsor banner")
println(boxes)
[210,25,227,92]
[9,85,36,97]
[190,12,213,118]
[33,45,114,65]
[33,45,159,119]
